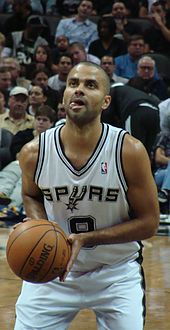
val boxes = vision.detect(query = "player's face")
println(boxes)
[63,64,111,126]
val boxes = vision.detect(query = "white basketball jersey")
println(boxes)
[34,123,142,272]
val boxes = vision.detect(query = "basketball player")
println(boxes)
[14,62,159,330]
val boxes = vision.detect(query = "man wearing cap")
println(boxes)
[0,86,34,135]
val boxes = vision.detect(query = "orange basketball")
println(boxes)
[6,219,71,283]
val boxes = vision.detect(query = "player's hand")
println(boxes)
[13,217,32,230]
[59,233,84,281]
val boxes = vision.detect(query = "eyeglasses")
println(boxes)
[139,66,154,70]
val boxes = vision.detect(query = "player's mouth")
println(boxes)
[70,99,86,110]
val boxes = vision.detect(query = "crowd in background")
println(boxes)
[0,0,169,219]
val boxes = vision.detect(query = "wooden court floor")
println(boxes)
[0,226,170,330]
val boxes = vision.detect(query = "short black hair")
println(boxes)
[97,16,117,35]
[69,61,111,94]
[35,105,57,123]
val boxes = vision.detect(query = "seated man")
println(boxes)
[0,105,56,215]
[114,34,146,79]
[55,0,98,50]
[100,55,128,85]
[0,86,34,134]
[128,55,168,101]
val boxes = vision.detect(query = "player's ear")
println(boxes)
[101,95,111,110]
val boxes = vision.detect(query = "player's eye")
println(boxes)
[68,80,77,87]
[86,81,97,89]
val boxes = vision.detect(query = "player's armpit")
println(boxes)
[122,134,160,236]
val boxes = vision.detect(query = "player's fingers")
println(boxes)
[60,240,81,281]
[12,217,32,230]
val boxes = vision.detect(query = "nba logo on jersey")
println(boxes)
[101,162,107,174]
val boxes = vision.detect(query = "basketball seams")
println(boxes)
[52,222,71,258]
[6,223,53,256]
[37,230,59,282]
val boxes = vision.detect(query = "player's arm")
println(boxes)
[19,138,47,220]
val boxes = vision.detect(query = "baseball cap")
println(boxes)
[26,15,47,27]
[10,86,29,97]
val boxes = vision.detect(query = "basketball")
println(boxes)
[6,219,71,283]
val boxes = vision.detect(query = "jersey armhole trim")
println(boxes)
[34,132,46,185]
[115,130,128,194]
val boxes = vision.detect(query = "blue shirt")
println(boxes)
[115,53,159,80]
[55,17,98,50]
[115,54,138,79]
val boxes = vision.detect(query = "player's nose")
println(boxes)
[75,84,85,95]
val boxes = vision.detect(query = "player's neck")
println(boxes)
[61,125,103,169]
[61,121,103,162]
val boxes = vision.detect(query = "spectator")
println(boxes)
[31,67,61,112]
[0,105,56,211]
[139,0,152,17]
[56,0,81,17]
[51,35,70,69]
[104,1,142,41]
[10,104,57,161]
[159,97,170,131]
[27,85,47,116]
[0,128,13,171]
[139,0,169,17]
[92,0,113,15]
[0,90,9,114]
[3,0,32,36]
[100,55,129,85]
[48,54,73,91]
[56,102,66,122]
[6,15,50,68]
[2,57,22,87]
[153,110,170,205]
[68,41,100,65]
[144,1,170,57]
[88,16,127,60]
[1,57,31,90]
[24,44,53,79]
[0,32,11,57]
[0,86,34,134]
[128,55,168,101]
[114,34,146,79]
[0,0,13,13]
[0,67,12,107]
[55,0,98,50]
[102,84,160,156]
[31,0,57,14]
[122,0,142,18]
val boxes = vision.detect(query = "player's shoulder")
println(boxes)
[123,134,147,158]
[21,136,39,154]
[19,136,40,173]
[122,134,151,177]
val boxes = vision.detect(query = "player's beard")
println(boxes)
[66,105,98,127]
